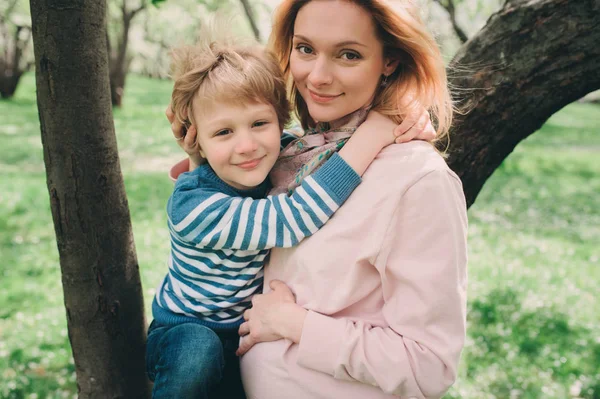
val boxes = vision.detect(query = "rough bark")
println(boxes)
[29,0,150,397]
[447,0,600,207]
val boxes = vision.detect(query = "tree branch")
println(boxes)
[1,0,20,22]
[129,1,146,19]
[447,0,600,207]
[120,0,127,18]
[239,0,260,42]
[432,0,469,43]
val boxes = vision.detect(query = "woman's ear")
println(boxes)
[383,58,400,77]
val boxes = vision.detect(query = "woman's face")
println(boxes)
[290,0,394,123]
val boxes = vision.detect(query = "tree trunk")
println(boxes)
[110,10,131,107]
[29,0,151,397]
[110,64,127,107]
[0,23,33,99]
[109,1,146,107]
[0,70,22,98]
[447,0,600,207]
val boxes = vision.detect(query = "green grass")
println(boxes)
[1,74,598,398]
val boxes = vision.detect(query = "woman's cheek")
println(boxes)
[290,54,309,85]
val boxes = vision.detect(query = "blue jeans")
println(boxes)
[146,321,246,399]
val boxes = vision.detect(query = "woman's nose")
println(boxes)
[307,56,333,87]
[235,130,259,154]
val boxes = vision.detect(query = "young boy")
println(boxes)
[146,37,397,398]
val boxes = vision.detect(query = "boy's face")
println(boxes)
[193,100,281,190]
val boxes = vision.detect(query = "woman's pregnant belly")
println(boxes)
[240,338,400,399]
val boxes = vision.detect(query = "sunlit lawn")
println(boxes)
[1,74,598,398]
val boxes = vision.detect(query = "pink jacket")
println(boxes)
[240,142,468,399]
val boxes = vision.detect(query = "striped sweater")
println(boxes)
[152,153,361,330]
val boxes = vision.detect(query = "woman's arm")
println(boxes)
[239,169,468,398]
[166,105,204,171]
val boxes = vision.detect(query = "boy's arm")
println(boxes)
[168,154,360,251]
[337,111,397,176]
[169,113,395,251]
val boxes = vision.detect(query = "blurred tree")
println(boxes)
[446,0,600,207]
[136,0,209,79]
[152,0,261,41]
[29,0,150,396]
[134,0,263,79]
[22,0,599,393]
[0,0,33,98]
[107,0,148,107]
[432,0,469,43]
[239,0,261,41]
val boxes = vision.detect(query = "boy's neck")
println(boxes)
[199,164,270,199]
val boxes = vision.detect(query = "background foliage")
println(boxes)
[1,0,599,397]
[1,74,598,399]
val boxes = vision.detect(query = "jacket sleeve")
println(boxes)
[296,169,468,398]
[169,153,361,251]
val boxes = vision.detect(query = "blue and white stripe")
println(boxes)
[153,153,361,326]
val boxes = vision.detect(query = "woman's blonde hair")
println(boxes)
[269,0,453,143]
[170,27,290,133]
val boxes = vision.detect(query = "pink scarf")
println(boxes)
[269,107,370,195]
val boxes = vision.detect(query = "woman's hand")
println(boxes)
[393,107,436,144]
[165,104,204,169]
[237,280,308,356]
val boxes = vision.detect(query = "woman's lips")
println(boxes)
[308,89,341,103]
[236,157,263,170]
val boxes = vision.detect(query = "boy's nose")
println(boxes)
[235,131,259,154]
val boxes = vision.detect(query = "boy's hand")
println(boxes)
[394,107,436,144]
[339,111,396,176]
[358,110,399,147]
[166,104,204,168]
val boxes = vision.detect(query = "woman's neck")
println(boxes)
[319,106,371,131]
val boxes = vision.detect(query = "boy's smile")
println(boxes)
[193,101,281,190]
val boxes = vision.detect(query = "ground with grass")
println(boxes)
[1,74,598,398]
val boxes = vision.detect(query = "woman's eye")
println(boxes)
[215,129,231,137]
[296,45,313,55]
[341,51,361,61]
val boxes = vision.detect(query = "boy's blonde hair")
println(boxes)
[170,28,290,134]
[270,0,453,144]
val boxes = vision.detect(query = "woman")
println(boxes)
[169,1,467,398]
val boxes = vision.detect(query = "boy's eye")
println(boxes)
[253,120,269,128]
[214,129,231,137]
[341,51,361,61]
[295,44,313,55]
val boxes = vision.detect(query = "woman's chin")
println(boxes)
[306,106,346,124]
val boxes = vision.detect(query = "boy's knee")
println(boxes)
[161,324,224,373]
[150,324,226,395]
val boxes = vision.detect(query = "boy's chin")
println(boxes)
[232,174,269,190]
